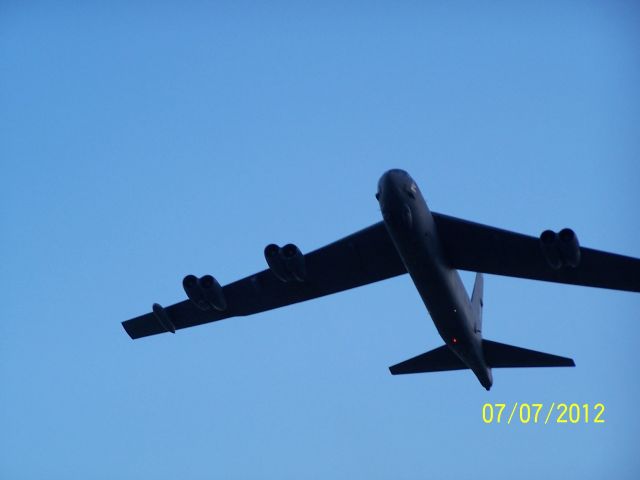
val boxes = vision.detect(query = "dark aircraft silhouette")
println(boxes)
[122,169,640,389]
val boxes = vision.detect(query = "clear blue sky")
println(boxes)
[2,2,639,479]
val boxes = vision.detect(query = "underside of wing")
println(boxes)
[432,212,640,293]
[122,221,406,339]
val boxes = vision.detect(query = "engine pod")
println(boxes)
[281,243,307,282]
[152,303,176,333]
[264,243,307,282]
[183,274,210,311]
[539,230,562,270]
[557,228,581,268]
[265,243,292,282]
[198,275,227,311]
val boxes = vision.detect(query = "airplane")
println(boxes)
[122,169,640,390]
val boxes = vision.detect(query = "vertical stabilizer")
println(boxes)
[471,272,483,333]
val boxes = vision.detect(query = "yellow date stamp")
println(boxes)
[482,402,605,424]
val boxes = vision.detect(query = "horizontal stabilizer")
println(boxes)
[389,345,466,375]
[482,339,575,368]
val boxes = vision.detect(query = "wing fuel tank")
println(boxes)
[152,303,176,334]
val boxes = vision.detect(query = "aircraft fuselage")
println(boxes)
[377,169,493,389]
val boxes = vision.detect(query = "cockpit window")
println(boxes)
[406,183,417,199]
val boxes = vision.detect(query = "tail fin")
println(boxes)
[482,339,575,368]
[471,272,483,333]
[389,345,466,375]
[389,340,574,376]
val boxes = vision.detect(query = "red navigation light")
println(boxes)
[452,337,457,344]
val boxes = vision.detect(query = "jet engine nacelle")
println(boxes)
[264,243,307,282]
[557,228,581,268]
[183,274,208,310]
[539,228,581,269]
[182,274,227,311]
[540,230,562,269]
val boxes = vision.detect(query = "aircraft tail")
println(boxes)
[389,340,574,375]
[481,340,575,368]
[389,345,466,375]
[471,272,483,333]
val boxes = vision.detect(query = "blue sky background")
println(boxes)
[2,2,639,479]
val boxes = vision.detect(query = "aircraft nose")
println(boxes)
[377,169,408,201]
[383,169,409,182]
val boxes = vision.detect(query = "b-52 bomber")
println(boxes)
[122,169,640,390]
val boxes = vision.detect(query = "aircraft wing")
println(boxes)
[122,222,406,339]
[123,212,639,339]
[432,212,640,293]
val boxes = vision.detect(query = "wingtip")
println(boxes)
[121,320,136,340]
